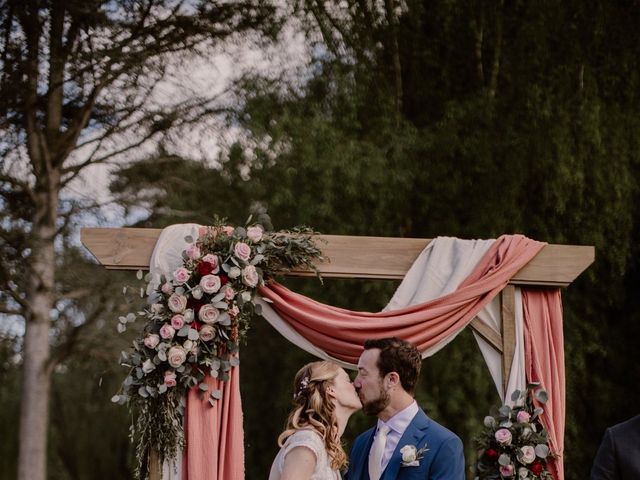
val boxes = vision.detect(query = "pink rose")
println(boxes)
[167,346,187,368]
[221,225,235,236]
[241,265,259,287]
[173,267,191,284]
[198,226,210,239]
[499,464,514,477]
[223,286,235,301]
[199,274,221,294]
[519,445,536,464]
[199,325,216,342]
[198,304,220,324]
[186,243,201,260]
[234,242,251,262]
[516,411,531,423]
[159,324,176,339]
[168,293,187,313]
[171,314,185,330]
[247,225,263,242]
[201,254,220,273]
[161,282,173,295]
[164,370,177,387]
[228,305,240,318]
[495,428,512,445]
[143,334,160,349]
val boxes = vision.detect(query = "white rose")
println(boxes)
[246,225,263,242]
[228,266,241,279]
[519,445,536,465]
[183,309,194,323]
[518,467,529,479]
[400,445,417,463]
[168,294,187,313]
[191,286,203,299]
[199,325,216,342]
[150,303,164,314]
[198,304,220,324]
[167,346,187,368]
[200,275,221,294]
[241,265,259,287]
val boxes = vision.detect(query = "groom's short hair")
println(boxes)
[363,337,422,394]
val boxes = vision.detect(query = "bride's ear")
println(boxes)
[326,385,336,398]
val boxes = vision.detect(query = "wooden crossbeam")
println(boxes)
[81,228,594,287]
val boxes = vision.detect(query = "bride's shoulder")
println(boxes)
[283,429,325,452]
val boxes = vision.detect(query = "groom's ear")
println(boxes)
[386,372,401,388]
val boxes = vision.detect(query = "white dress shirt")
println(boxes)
[369,400,420,471]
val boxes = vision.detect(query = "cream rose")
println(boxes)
[172,267,190,284]
[168,293,187,313]
[234,242,251,262]
[186,243,201,260]
[519,445,536,464]
[198,304,220,324]
[400,445,417,463]
[159,324,175,339]
[143,334,160,349]
[163,370,177,387]
[200,274,221,294]
[167,346,187,368]
[242,265,259,287]
[199,325,216,342]
[495,428,512,445]
[247,225,263,242]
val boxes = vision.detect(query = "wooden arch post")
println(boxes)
[81,228,594,478]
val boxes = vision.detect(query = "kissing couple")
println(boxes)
[269,337,465,480]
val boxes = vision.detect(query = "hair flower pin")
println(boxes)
[400,443,429,467]
[293,375,311,399]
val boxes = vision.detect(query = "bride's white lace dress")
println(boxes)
[268,429,341,480]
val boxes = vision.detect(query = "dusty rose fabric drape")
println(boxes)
[260,234,545,364]
[183,366,244,480]
[523,289,565,480]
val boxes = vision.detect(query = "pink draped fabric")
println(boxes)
[183,366,244,480]
[523,289,565,480]
[260,234,545,363]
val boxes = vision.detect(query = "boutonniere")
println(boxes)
[400,443,429,467]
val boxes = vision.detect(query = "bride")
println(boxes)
[269,361,362,480]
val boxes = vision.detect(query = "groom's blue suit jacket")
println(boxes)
[345,409,465,480]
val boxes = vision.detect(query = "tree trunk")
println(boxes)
[17,182,59,480]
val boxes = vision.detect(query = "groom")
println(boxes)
[346,338,465,480]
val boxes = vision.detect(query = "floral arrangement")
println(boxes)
[111,216,323,479]
[475,384,553,479]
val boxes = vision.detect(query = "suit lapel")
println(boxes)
[381,410,430,480]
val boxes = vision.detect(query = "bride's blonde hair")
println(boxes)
[277,361,348,470]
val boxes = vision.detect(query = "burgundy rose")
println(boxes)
[219,274,228,286]
[198,261,214,276]
[484,448,499,461]
[531,461,543,476]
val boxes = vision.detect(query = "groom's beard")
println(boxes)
[362,385,390,416]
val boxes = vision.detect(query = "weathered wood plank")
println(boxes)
[501,285,517,398]
[470,317,503,353]
[80,228,594,286]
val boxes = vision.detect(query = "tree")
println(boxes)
[0,1,280,479]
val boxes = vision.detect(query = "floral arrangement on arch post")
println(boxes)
[474,384,554,479]
[111,215,324,479]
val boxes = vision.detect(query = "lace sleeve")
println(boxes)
[282,430,325,461]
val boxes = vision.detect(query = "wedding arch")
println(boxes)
[82,226,594,480]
